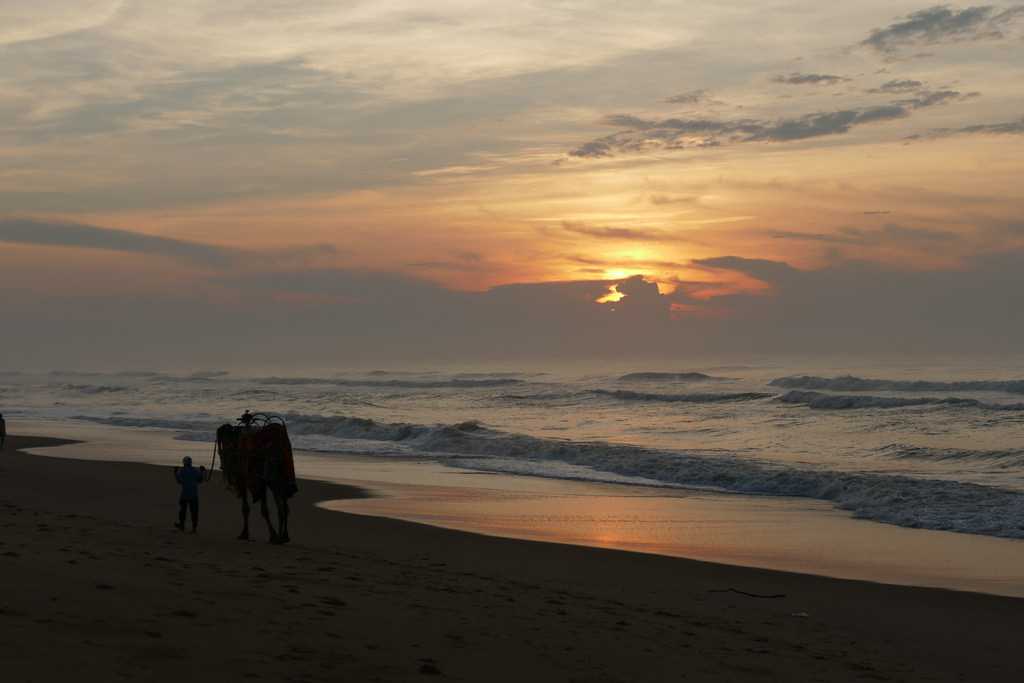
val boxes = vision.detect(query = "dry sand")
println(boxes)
[1,434,1021,682]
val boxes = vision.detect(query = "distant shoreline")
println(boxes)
[1,432,1022,681]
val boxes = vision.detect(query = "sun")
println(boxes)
[596,284,626,303]
[602,267,637,280]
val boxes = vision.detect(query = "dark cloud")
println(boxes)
[0,217,337,268]
[600,114,660,129]
[772,73,848,85]
[868,79,925,93]
[568,138,615,158]
[561,222,696,242]
[770,224,960,246]
[569,115,760,157]
[0,218,232,266]
[407,251,488,272]
[862,5,1024,54]
[693,256,800,283]
[570,84,975,157]
[10,245,1024,367]
[562,222,668,241]
[674,249,1024,354]
[898,89,979,109]
[567,254,691,270]
[910,116,1024,139]
[664,89,708,104]
[750,106,909,141]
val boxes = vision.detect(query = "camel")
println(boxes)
[215,413,298,544]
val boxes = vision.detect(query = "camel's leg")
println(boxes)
[259,488,279,543]
[276,491,290,544]
[238,489,251,541]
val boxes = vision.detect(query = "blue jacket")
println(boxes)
[175,465,205,500]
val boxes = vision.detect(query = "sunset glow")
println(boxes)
[1,2,1023,366]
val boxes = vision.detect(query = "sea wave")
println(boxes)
[254,376,524,389]
[182,370,232,380]
[74,415,222,431]
[875,443,1024,468]
[282,413,1024,539]
[61,384,133,394]
[619,372,723,382]
[771,375,1024,394]
[777,390,1024,411]
[75,412,1024,539]
[591,390,773,404]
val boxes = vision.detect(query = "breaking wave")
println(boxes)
[61,384,133,394]
[876,444,1024,468]
[183,370,232,380]
[278,414,1024,539]
[591,390,773,404]
[74,412,1024,539]
[771,375,1024,394]
[254,377,524,389]
[619,372,724,382]
[777,390,1024,411]
[74,415,223,432]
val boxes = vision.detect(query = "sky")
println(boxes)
[1,2,1023,369]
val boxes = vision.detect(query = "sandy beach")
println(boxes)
[1,433,1021,682]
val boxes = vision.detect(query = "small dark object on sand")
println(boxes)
[708,588,787,599]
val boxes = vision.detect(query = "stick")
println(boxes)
[209,439,218,475]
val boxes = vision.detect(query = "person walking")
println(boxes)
[0,413,6,450]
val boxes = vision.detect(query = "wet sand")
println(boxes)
[1,434,1022,682]
[22,418,1024,597]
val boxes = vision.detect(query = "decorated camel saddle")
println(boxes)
[215,412,297,543]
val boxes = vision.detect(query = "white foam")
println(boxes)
[777,390,1024,411]
[771,374,1024,394]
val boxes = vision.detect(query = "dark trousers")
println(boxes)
[178,497,199,530]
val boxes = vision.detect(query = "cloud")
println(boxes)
[569,115,759,157]
[673,249,1024,353]
[862,5,1024,54]
[560,221,692,242]
[406,250,489,272]
[569,82,980,157]
[769,224,960,246]
[567,254,691,270]
[772,72,848,85]
[0,1,122,46]
[649,194,697,206]
[910,116,1024,139]
[664,89,709,104]
[568,139,616,158]
[10,243,1024,366]
[749,106,909,141]
[0,217,338,268]
[868,78,925,93]
[570,109,897,156]
[693,256,800,283]
[0,218,232,266]
[897,89,979,109]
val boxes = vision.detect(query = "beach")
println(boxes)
[2,434,1021,682]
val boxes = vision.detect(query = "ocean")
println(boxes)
[4,357,1024,542]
